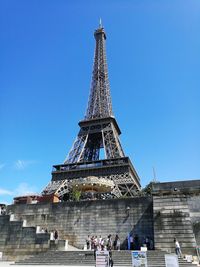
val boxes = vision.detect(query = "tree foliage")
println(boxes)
[71,188,82,201]
[141,181,159,196]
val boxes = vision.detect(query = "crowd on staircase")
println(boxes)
[86,234,120,251]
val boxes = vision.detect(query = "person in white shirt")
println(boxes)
[174,238,182,258]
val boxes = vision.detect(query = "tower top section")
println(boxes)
[85,24,113,120]
[94,20,106,40]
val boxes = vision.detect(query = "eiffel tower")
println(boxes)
[42,22,141,200]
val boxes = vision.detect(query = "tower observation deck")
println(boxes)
[42,24,141,200]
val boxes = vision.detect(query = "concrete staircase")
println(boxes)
[0,215,50,261]
[153,194,197,255]
[15,250,199,266]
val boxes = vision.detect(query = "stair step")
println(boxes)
[14,250,198,267]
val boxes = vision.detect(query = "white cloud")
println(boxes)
[0,163,5,170]
[14,160,36,170]
[14,183,38,196]
[0,183,38,203]
[0,188,13,196]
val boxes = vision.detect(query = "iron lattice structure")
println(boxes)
[42,25,141,199]
[85,27,113,120]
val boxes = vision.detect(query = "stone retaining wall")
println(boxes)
[152,180,200,254]
[0,215,50,260]
[7,197,154,249]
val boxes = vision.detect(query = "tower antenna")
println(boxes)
[99,18,103,28]
[152,166,157,183]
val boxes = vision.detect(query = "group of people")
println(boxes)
[85,234,156,252]
[40,228,59,241]
[86,234,120,251]
[86,234,115,267]
[127,234,154,250]
[86,234,182,255]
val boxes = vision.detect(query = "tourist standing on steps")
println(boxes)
[91,236,94,250]
[98,235,102,250]
[130,234,134,250]
[86,235,90,250]
[109,250,114,267]
[174,238,182,258]
[94,236,98,250]
[134,234,140,250]
[113,235,120,251]
[107,234,112,250]
[145,236,150,250]
[116,236,120,251]
[100,238,105,250]
[54,229,58,242]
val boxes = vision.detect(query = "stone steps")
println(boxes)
[0,215,51,261]
[15,250,198,267]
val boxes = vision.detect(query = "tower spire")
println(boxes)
[85,24,113,120]
[99,18,102,28]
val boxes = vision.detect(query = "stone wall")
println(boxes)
[152,180,200,254]
[0,215,50,260]
[188,195,200,246]
[7,197,154,249]
[2,181,200,257]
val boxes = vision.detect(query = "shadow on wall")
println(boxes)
[193,221,200,246]
[121,203,154,250]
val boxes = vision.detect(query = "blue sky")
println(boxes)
[0,0,200,204]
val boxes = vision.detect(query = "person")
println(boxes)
[145,236,150,250]
[130,235,134,250]
[94,236,98,249]
[149,239,154,250]
[116,236,120,251]
[113,235,117,250]
[113,235,120,251]
[107,234,112,250]
[54,229,58,241]
[174,238,182,258]
[109,250,114,267]
[98,235,102,250]
[93,237,98,261]
[86,235,90,250]
[91,236,94,250]
[100,238,105,250]
[134,234,140,250]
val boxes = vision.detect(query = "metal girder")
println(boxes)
[85,28,113,120]
[64,120,124,164]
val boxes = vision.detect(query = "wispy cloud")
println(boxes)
[0,163,6,170]
[14,183,38,196]
[0,183,38,204]
[0,188,13,196]
[14,160,36,170]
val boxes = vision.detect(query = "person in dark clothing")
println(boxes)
[134,235,140,250]
[109,250,114,267]
[86,235,90,250]
[113,235,119,250]
[94,248,96,260]
[54,230,58,240]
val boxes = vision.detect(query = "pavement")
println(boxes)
[0,263,95,267]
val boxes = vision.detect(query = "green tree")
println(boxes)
[71,188,82,201]
[141,181,159,196]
